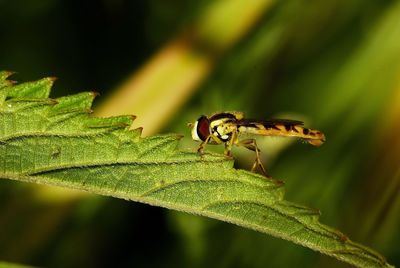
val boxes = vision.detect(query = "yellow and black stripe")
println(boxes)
[236,119,326,146]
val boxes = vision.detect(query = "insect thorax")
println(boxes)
[209,118,236,143]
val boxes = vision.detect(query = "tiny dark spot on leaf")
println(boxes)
[51,147,61,159]
[339,233,349,242]
[49,99,59,105]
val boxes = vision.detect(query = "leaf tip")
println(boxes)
[176,134,185,140]
[49,98,59,105]
[6,80,18,86]
[132,127,143,135]
[90,90,100,98]
[1,70,17,79]
[272,179,285,187]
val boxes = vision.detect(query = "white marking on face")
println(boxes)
[218,126,226,134]
[209,120,221,129]
[191,120,201,141]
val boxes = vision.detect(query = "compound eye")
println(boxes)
[196,116,210,141]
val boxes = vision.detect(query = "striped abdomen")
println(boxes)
[237,121,326,146]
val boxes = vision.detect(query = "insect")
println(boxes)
[190,112,325,177]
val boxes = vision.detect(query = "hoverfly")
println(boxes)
[190,112,325,177]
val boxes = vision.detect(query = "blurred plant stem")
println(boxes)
[96,0,275,136]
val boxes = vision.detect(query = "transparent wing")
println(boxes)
[236,118,304,128]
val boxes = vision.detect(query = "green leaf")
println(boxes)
[0,72,393,268]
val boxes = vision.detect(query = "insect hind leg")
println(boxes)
[236,138,270,178]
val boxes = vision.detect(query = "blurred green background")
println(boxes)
[1,0,399,267]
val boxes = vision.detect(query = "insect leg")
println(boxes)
[197,135,221,156]
[224,143,232,157]
[224,131,237,157]
[197,135,211,156]
[236,138,269,177]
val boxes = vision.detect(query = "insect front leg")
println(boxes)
[197,135,221,157]
[197,135,211,156]
[236,138,270,178]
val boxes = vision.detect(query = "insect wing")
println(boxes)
[236,118,304,128]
